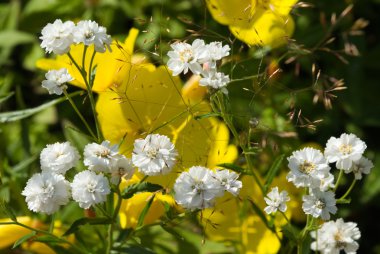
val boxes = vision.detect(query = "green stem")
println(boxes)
[333,169,344,192]
[67,52,102,142]
[88,50,97,85]
[49,213,55,233]
[338,179,356,201]
[63,90,97,140]
[106,188,122,254]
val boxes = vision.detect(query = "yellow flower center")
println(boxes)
[334,232,346,249]
[146,147,159,159]
[299,160,316,174]
[96,149,110,158]
[339,144,353,155]
[179,49,193,62]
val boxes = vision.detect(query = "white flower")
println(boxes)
[109,155,135,185]
[325,133,367,170]
[167,39,207,76]
[40,19,75,55]
[264,187,290,214]
[200,41,230,66]
[302,189,337,220]
[174,166,224,210]
[40,141,80,175]
[287,147,331,188]
[213,169,242,196]
[199,71,230,91]
[71,170,110,209]
[84,141,119,172]
[132,134,178,176]
[347,156,374,180]
[73,20,112,53]
[41,68,74,95]
[22,172,70,214]
[319,173,335,192]
[311,218,361,254]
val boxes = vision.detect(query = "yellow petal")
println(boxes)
[0,217,34,249]
[230,12,295,48]
[205,0,257,27]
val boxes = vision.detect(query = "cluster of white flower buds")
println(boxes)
[167,39,231,93]
[40,19,112,55]
[22,133,242,214]
[263,133,372,254]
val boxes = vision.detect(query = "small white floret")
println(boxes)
[40,19,75,55]
[213,169,242,196]
[311,218,361,254]
[22,172,70,214]
[174,166,224,210]
[41,68,73,95]
[71,170,110,209]
[84,140,119,172]
[132,134,177,176]
[264,187,290,214]
[40,141,80,175]
[302,189,337,220]
[73,20,112,53]
[109,155,135,185]
[347,156,374,180]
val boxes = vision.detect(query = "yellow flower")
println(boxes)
[206,0,297,48]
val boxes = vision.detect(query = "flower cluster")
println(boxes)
[40,19,111,55]
[22,140,135,213]
[173,166,242,210]
[264,133,370,253]
[167,39,230,93]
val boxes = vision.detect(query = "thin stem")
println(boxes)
[106,188,122,254]
[63,90,97,140]
[49,213,55,233]
[333,169,344,192]
[88,50,97,85]
[338,179,357,201]
[67,52,102,142]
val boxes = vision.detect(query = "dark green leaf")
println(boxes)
[136,194,155,228]
[0,92,14,104]
[160,224,185,241]
[12,231,36,249]
[264,154,285,193]
[0,30,35,48]
[121,182,163,199]
[34,235,64,244]
[63,217,112,236]
[0,200,17,222]
[113,245,155,254]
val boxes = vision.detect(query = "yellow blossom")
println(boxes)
[206,0,298,48]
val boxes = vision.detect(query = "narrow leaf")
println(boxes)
[194,112,220,120]
[0,92,14,104]
[264,154,285,193]
[121,182,162,199]
[63,217,111,236]
[136,194,155,228]
[0,91,81,123]
[0,200,17,222]
[248,200,274,232]
[13,231,36,249]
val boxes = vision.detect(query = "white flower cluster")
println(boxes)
[311,219,361,254]
[284,133,372,222]
[173,166,242,210]
[167,39,230,93]
[40,19,112,55]
[22,140,135,213]
[41,68,74,95]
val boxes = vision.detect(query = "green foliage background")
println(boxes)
[0,0,379,253]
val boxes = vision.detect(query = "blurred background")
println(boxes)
[0,0,379,253]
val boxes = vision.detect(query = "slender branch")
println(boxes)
[333,169,344,192]
[338,179,356,201]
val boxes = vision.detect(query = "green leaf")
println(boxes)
[0,200,17,222]
[264,154,285,193]
[0,91,81,123]
[217,163,252,175]
[0,30,35,48]
[0,92,14,104]
[248,199,274,233]
[136,194,155,228]
[121,182,163,199]
[160,224,185,241]
[113,245,155,254]
[34,235,64,244]
[63,217,112,236]
[12,231,36,249]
